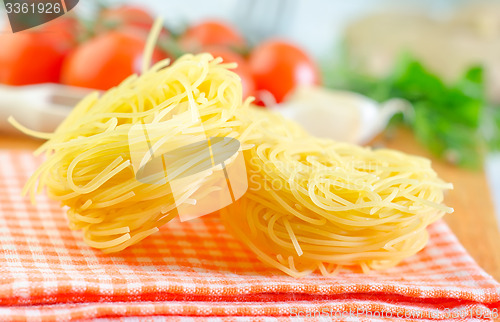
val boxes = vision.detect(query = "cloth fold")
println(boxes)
[0,151,499,321]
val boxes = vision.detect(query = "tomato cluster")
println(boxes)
[0,5,320,105]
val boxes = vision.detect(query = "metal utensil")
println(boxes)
[0,83,91,134]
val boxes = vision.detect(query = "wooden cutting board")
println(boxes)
[1,128,499,280]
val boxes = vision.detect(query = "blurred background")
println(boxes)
[1,0,499,223]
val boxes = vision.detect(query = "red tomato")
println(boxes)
[206,47,255,99]
[249,40,320,103]
[97,6,171,54]
[61,29,166,90]
[180,20,246,52]
[39,15,80,48]
[99,5,155,31]
[0,18,76,85]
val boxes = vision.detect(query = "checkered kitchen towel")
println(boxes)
[0,150,499,321]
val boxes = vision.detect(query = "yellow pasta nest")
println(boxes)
[19,54,247,252]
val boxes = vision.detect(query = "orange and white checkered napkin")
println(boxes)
[0,150,499,321]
